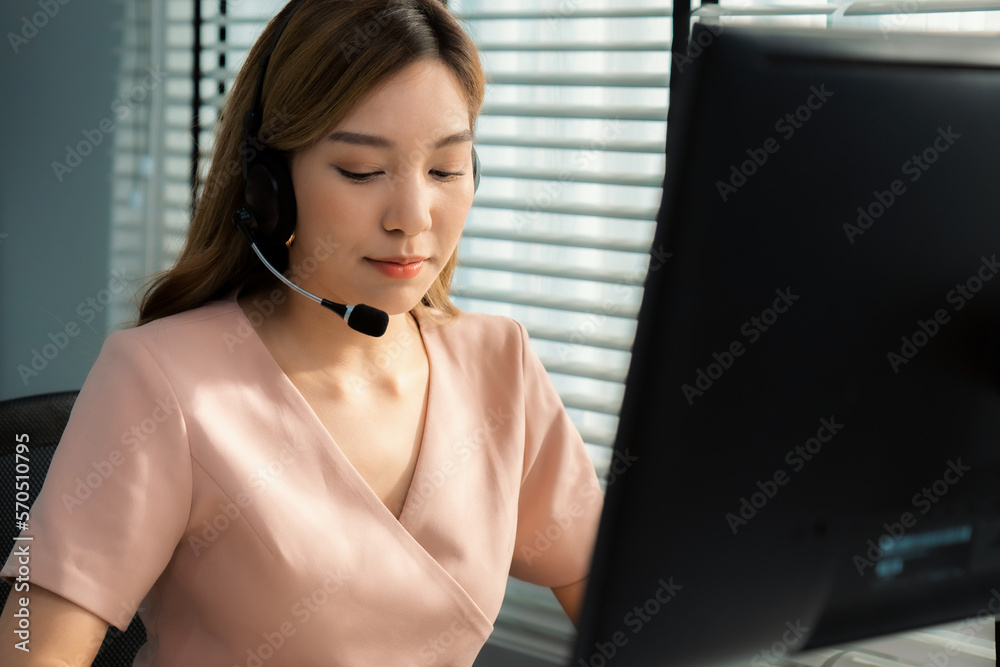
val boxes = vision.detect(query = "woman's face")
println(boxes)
[287,58,475,316]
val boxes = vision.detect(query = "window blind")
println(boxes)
[691,0,1000,29]
[448,1,670,489]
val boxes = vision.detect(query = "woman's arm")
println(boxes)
[552,577,589,627]
[0,583,108,666]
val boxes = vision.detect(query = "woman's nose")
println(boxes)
[380,169,434,236]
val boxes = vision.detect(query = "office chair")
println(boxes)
[0,391,147,666]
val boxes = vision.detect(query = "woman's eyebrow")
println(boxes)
[434,129,475,148]
[327,131,392,147]
[327,129,475,149]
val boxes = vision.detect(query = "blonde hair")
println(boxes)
[138,0,484,325]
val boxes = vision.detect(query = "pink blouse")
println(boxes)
[1,294,603,666]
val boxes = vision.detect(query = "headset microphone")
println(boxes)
[232,210,389,337]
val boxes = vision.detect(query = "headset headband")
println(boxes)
[244,0,309,141]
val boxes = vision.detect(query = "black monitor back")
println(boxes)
[574,25,1000,667]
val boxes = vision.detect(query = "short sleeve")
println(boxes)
[0,330,192,631]
[508,321,604,588]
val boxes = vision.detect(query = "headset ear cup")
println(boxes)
[244,148,297,272]
[472,146,480,193]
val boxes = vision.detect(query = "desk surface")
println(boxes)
[772,620,995,667]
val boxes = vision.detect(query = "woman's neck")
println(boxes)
[237,282,426,390]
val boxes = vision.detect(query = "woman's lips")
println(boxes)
[366,257,427,279]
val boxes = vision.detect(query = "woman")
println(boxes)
[0,0,603,664]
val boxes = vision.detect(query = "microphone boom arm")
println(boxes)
[247,241,388,337]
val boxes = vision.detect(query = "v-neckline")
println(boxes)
[226,296,497,633]
[230,295,436,527]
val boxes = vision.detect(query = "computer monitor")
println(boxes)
[573,24,1000,667]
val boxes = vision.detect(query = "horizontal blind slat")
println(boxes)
[482,165,663,188]
[482,103,667,121]
[453,287,639,318]
[845,0,1000,14]
[560,393,621,416]
[195,7,675,23]
[191,39,675,52]
[471,197,659,221]
[474,135,665,154]
[694,4,835,16]
[539,358,627,384]
[487,72,669,87]
[459,256,646,285]
[524,323,635,353]
[695,0,1000,17]
[454,7,673,19]
[577,426,617,449]
[462,226,652,254]
[478,40,671,52]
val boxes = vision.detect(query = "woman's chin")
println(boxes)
[364,293,432,319]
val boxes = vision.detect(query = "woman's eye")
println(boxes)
[431,170,464,181]
[336,167,382,182]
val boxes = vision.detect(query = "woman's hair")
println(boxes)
[137,0,484,326]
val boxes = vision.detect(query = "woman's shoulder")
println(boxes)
[139,293,243,330]
[104,296,249,364]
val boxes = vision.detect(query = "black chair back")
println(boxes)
[0,391,147,666]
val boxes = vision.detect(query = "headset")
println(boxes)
[232,0,480,275]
